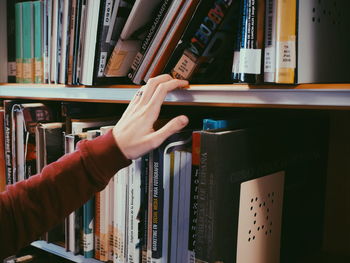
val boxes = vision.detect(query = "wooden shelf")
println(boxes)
[31,241,102,263]
[1,83,350,109]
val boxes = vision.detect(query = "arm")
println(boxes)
[0,75,189,259]
[0,131,131,258]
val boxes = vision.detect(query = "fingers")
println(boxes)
[149,78,189,109]
[140,74,173,104]
[148,115,189,148]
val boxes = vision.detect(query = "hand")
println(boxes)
[112,74,189,160]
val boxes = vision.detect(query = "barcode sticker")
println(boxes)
[276,39,296,69]
[8,62,16,76]
[98,52,108,77]
[239,48,262,74]
[264,47,276,73]
[103,0,113,26]
[232,51,240,74]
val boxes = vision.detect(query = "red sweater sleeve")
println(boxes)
[0,130,131,260]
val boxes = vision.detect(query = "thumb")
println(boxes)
[151,115,189,147]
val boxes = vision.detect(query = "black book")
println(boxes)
[195,119,328,262]
[7,0,16,83]
[231,0,265,84]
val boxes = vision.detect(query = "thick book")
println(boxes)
[0,109,6,192]
[231,0,265,84]
[104,0,162,77]
[275,0,296,83]
[170,0,234,82]
[195,120,328,262]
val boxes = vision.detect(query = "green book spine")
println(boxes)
[15,3,23,83]
[33,1,43,83]
[22,1,34,83]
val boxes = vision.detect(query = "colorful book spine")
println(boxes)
[15,3,23,83]
[22,1,35,83]
[275,0,296,83]
[83,198,95,258]
[171,0,233,81]
[264,0,277,82]
[33,1,43,83]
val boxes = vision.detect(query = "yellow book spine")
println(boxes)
[275,0,296,83]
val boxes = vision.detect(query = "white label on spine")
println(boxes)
[239,48,262,74]
[84,233,94,251]
[264,47,276,73]
[8,62,16,76]
[276,40,296,69]
[98,52,108,77]
[104,0,113,26]
[232,51,240,74]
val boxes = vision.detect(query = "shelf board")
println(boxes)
[31,241,101,263]
[1,83,350,109]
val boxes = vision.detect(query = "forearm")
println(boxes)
[0,130,131,259]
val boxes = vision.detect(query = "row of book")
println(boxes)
[0,100,329,262]
[2,0,324,86]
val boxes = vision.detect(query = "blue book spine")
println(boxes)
[83,198,94,258]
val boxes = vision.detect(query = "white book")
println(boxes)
[127,159,142,263]
[59,0,70,84]
[80,0,101,85]
[71,119,116,134]
[0,0,7,83]
[43,0,53,83]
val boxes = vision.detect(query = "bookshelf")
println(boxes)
[1,0,350,262]
[1,84,350,109]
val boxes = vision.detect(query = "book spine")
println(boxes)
[7,0,16,82]
[83,198,95,258]
[151,148,163,261]
[232,0,265,84]
[0,110,6,192]
[94,192,101,259]
[72,0,83,85]
[22,2,34,83]
[58,0,71,84]
[15,3,23,83]
[171,0,233,81]
[92,0,113,83]
[67,0,77,85]
[50,0,58,83]
[263,0,276,82]
[128,0,173,82]
[33,1,43,83]
[275,0,296,83]
[140,154,149,263]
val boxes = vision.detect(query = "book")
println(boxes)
[0,0,8,83]
[231,0,265,84]
[0,109,6,192]
[12,103,55,180]
[151,130,192,262]
[143,0,206,82]
[263,0,277,83]
[275,0,296,83]
[58,0,71,84]
[104,0,162,77]
[80,0,102,85]
[22,1,35,83]
[127,0,178,84]
[195,120,328,262]
[7,0,16,83]
[33,1,44,83]
[35,122,64,173]
[15,2,23,83]
[170,0,235,81]
[50,0,59,83]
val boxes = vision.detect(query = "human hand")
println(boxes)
[112,74,189,160]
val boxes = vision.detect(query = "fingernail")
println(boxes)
[179,115,189,126]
